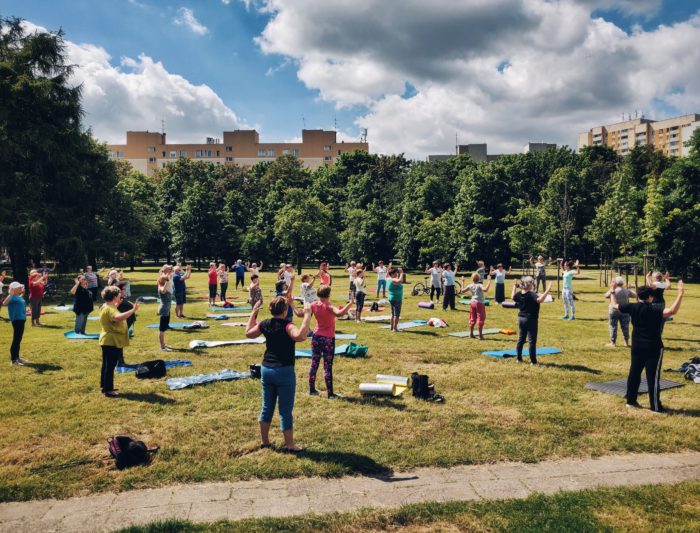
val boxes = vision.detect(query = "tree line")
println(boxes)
[2,17,699,283]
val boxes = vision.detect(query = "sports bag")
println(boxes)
[108,436,155,469]
[370,302,379,312]
[135,359,166,379]
[411,373,430,398]
[346,342,368,358]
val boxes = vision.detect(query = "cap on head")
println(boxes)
[9,281,23,291]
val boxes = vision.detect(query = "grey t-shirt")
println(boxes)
[468,283,485,303]
[610,287,632,314]
[158,289,172,316]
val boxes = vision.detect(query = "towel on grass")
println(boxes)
[117,360,192,373]
[166,369,251,390]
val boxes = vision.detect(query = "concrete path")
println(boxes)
[1,451,699,532]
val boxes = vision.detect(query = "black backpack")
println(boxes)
[135,360,166,379]
[411,373,430,399]
[370,302,379,312]
[108,436,156,469]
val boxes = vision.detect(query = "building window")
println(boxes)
[116,151,125,158]
[162,163,166,168]
[291,149,299,157]
[108,152,114,158]
[258,149,266,156]
[226,157,233,162]
[206,150,212,158]
[267,149,275,157]
[324,156,332,162]
[180,150,188,157]
[195,150,203,158]
[216,150,220,157]
[162,151,166,157]
[148,146,156,152]
[323,145,331,151]
[337,149,342,155]
[226,146,233,152]
[170,151,177,158]
[148,157,156,163]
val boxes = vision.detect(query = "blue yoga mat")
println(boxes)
[166,369,251,390]
[379,320,428,330]
[482,347,562,358]
[116,360,192,373]
[146,323,193,329]
[64,331,99,340]
[295,344,350,358]
[210,306,252,312]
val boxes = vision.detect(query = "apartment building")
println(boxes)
[427,141,556,162]
[578,114,700,157]
[107,129,369,176]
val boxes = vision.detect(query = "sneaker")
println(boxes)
[18,358,29,364]
[327,393,341,399]
[309,389,319,396]
[625,402,642,409]
[569,316,575,321]
[561,315,569,320]
[161,346,173,352]
[11,360,23,366]
[103,391,119,398]
[651,407,666,414]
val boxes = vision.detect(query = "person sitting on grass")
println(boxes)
[98,286,139,398]
[610,280,685,413]
[5,282,28,366]
[387,266,404,332]
[246,297,312,452]
[309,285,353,398]
[70,275,94,335]
[511,277,552,365]
[463,273,492,340]
[560,259,580,320]
[604,277,636,348]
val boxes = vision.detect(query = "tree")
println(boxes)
[274,189,335,273]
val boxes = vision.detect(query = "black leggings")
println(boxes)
[535,273,546,293]
[626,345,663,409]
[516,316,539,363]
[235,276,244,289]
[100,345,122,392]
[442,285,456,310]
[11,320,25,361]
[355,291,366,315]
[430,286,442,301]
[220,282,228,301]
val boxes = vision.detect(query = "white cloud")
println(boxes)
[173,7,208,35]
[249,0,700,158]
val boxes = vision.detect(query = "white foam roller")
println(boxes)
[359,383,395,396]
[375,374,409,387]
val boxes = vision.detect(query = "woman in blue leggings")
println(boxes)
[246,296,311,451]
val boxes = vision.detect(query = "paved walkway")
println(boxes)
[1,451,699,532]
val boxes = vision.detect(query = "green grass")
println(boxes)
[0,267,698,502]
[116,481,700,532]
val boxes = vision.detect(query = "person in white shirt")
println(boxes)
[353,269,367,322]
[345,261,357,300]
[372,260,389,298]
[424,261,443,303]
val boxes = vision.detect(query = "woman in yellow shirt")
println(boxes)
[99,286,139,397]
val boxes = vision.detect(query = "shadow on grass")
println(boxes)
[666,408,700,418]
[339,395,407,411]
[401,330,438,337]
[296,449,395,478]
[663,338,700,343]
[24,362,63,374]
[570,318,607,322]
[36,324,63,329]
[119,392,176,405]
[539,363,602,374]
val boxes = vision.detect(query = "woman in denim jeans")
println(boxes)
[246,296,311,452]
[70,275,94,334]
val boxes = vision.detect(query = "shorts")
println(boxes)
[175,292,186,305]
[390,299,402,318]
[159,314,171,332]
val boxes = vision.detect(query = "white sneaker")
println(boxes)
[161,346,173,352]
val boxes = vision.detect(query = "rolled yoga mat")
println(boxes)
[359,383,397,396]
[376,374,409,386]
[501,301,516,309]
[64,331,100,340]
[418,301,434,309]
[459,299,490,306]
[482,347,562,358]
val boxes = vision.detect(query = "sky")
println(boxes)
[2,0,700,159]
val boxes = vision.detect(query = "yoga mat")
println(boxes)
[295,344,350,357]
[448,328,502,338]
[221,322,248,327]
[64,331,99,340]
[482,347,562,358]
[53,305,73,311]
[116,360,192,373]
[146,323,195,329]
[362,315,392,322]
[380,320,428,330]
[166,369,251,390]
[359,383,396,396]
[418,301,434,309]
[459,299,490,306]
[376,374,409,387]
[189,338,266,349]
[335,333,357,340]
[585,378,684,397]
[211,305,252,312]
[88,316,99,321]
[501,301,517,309]
[207,312,251,319]
[136,296,158,302]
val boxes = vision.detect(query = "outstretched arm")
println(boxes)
[287,304,312,341]
[333,300,354,317]
[245,301,263,338]
[536,282,553,303]
[510,281,517,300]
[574,260,581,275]
[663,280,684,318]
[483,278,492,292]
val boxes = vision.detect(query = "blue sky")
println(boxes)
[2,0,699,157]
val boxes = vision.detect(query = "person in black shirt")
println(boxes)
[611,280,685,413]
[246,297,312,452]
[511,276,552,364]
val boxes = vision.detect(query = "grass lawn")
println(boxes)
[116,480,700,532]
[0,266,698,502]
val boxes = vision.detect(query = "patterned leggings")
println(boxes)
[562,288,575,317]
[309,334,335,393]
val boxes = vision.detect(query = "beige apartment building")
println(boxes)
[107,129,369,175]
[578,113,700,157]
